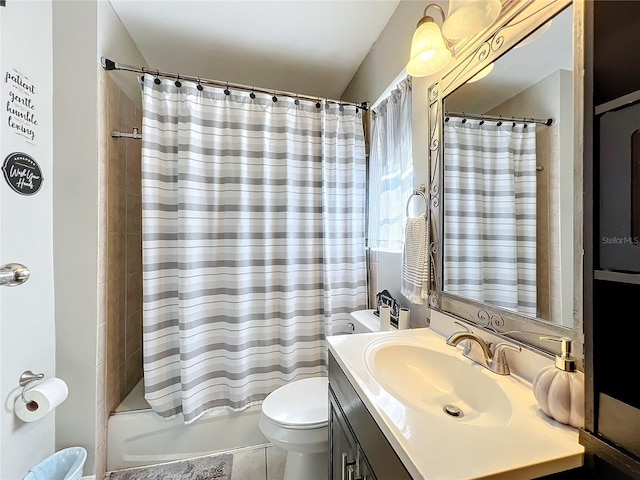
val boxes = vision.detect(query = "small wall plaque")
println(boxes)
[2,152,43,195]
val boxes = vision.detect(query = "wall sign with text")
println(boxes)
[5,69,38,143]
[2,152,43,195]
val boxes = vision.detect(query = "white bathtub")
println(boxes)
[107,328,356,471]
[106,380,269,470]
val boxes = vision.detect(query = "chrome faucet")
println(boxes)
[445,324,521,375]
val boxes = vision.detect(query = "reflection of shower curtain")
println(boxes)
[443,118,537,316]
[140,76,367,423]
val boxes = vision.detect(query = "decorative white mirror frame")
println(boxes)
[426,0,584,363]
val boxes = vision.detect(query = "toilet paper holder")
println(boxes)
[19,370,45,403]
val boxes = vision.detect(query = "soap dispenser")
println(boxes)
[532,336,585,428]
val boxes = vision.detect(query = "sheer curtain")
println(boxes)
[367,77,413,251]
[140,75,367,423]
[443,117,537,316]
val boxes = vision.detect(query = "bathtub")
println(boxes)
[107,327,355,471]
[106,380,269,470]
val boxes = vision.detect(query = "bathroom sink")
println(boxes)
[364,340,513,426]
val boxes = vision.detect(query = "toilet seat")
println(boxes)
[261,377,328,429]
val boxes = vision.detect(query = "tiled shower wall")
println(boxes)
[94,68,144,477]
[535,125,562,321]
[101,70,143,411]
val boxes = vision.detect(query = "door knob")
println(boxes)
[0,263,30,286]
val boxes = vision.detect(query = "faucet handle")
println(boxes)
[488,342,522,375]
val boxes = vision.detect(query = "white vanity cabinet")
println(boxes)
[329,351,412,480]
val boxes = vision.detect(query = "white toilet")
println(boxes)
[258,310,380,480]
[259,377,329,480]
[348,308,382,333]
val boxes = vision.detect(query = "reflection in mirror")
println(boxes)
[441,5,573,328]
[426,0,584,361]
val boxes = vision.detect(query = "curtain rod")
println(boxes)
[445,111,554,126]
[101,57,368,111]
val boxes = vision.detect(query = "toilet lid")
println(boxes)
[262,377,328,428]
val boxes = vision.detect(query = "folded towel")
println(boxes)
[401,214,430,304]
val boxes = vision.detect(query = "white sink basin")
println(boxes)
[328,325,584,480]
[365,339,512,427]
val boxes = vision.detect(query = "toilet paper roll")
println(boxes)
[398,308,410,330]
[14,378,68,423]
[380,305,391,331]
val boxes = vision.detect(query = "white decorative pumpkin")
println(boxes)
[532,366,585,428]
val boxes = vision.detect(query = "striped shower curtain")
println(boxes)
[443,117,537,317]
[140,75,367,423]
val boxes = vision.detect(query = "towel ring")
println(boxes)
[405,185,428,217]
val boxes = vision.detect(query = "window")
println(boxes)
[367,76,413,252]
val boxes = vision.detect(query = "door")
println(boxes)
[0,2,56,478]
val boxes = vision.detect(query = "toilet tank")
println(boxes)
[348,309,382,333]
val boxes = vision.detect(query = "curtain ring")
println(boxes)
[197,77,203,91]
[294,94,300,106]
[250,87,256,99]
[497,115,503,127]
[461,112,466,124]
[224,81,230,96]
[316,98,321,109]
[175,74,181,88]
[512,116,516,128]
[479,114,484,126]
[154,69,161,85]
[272,90,278,102]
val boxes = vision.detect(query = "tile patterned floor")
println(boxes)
[230,445,286,480]
[105,445,287,480]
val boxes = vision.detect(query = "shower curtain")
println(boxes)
[140,75,367,423]
[443,117,537,317]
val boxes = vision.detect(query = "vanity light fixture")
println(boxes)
[442,0,502,42]
[407,1,502,78]
[514,19,553,48]
[406,4,452,78]
[467,63,494,83]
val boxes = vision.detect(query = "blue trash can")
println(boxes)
[23,447,87,480]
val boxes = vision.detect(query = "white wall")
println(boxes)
[97,0,147,106]
[0,1,55,478]
[51,2,146,476]
[342,1,451,327]
[52,0,99,474]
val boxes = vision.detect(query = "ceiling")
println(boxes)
[108,0,402,100]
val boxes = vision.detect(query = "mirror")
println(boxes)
[443,6,573,325]
[427,0,584,361]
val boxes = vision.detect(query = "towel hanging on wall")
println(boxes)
[401,213,430,304]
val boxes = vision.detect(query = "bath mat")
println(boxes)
[106,453,232,480]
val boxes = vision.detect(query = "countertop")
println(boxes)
[327,326,585,480]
